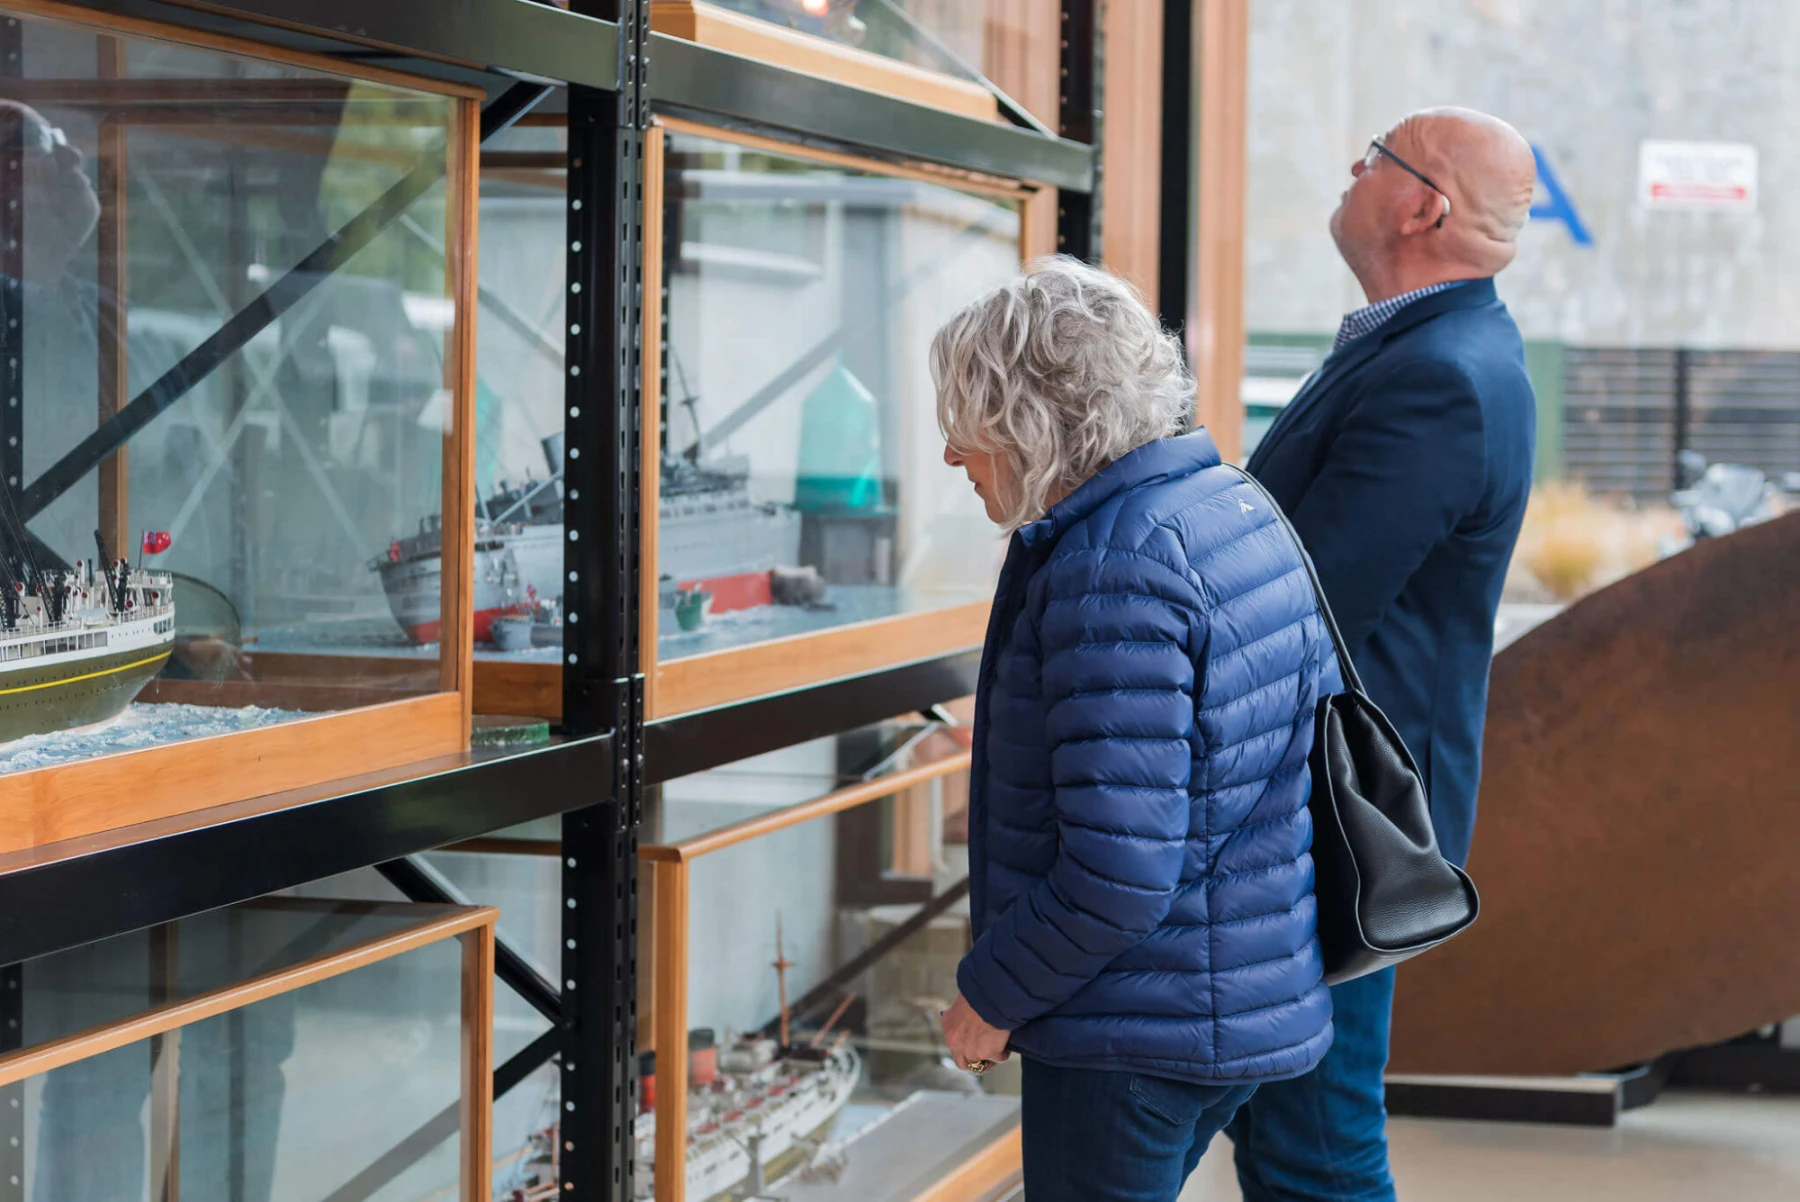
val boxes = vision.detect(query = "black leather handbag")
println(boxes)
[1235,470,1480,986]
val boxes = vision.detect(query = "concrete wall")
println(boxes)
[1246,0,1800,350]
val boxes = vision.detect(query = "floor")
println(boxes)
[1177,1092,1800,1201]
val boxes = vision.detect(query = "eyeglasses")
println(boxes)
[1363,139,1450,229]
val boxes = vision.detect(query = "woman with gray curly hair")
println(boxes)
[933,257,1340,1202]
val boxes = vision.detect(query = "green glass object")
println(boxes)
[794,360,883,512]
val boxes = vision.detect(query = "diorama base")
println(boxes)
[778,1090,1019,1202]
[0,701,307,775]
[655,584,988,658]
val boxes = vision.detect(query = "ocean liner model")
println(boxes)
[0,530,175,743]
[373,439,803,646]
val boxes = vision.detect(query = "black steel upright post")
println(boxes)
[1057,0,1103,263]
[562,2,647,1200]
[1,14,22,499]
[1157,0,1195,337]
[0,19,24,1199]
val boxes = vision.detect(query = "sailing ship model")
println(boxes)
[0,527,175,743]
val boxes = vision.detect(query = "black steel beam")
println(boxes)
[374,856,564,1027]
[1056,0,1103,260]
[60,0,621,94]
[643,650,981,783]
[0,965,18,1202]
[16,80,551,524]
[562,4,645,1199]
[1668,1035,1800,1094]
[1157,0,1194,337]
[650,32,1094,193]
[0,734,613,968]
[1385,1076,1622,1127]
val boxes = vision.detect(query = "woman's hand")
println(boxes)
[940,992,1010,1071]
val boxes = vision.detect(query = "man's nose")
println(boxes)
[943,444,963,468]
[1350,158,1366,179]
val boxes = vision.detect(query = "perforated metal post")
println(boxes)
[562,3,647,1201]
[1057,0,1104,263]
[0,15,22,498]
[0,964,19,1202]
[0,20,24,1194]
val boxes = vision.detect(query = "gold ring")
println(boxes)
[967,1058,995,1075]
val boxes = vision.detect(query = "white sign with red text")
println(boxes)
[1638,140,1758,213]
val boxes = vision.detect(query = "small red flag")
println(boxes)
[141,530,171,555]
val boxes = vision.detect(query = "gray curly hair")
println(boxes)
[931,256,1193,532]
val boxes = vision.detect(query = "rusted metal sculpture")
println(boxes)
[1390,510,1800,1075]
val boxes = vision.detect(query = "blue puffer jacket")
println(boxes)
[957,430,1340,1084]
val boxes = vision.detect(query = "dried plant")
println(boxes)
[1510,480,1680,603]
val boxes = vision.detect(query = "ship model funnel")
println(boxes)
[540,433,565,475]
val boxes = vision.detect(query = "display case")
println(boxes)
[636,720,1020,1202]
[0,1,481,848]
[468,113,1036,723]
[642,120,1029,719]
[4,894,495,1199]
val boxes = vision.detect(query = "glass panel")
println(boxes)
[18,900,461,1047]
[703,0,1058,107]
[656,720,957,847]
[470,122,567,664]
[642,721,1012,1202]
[15,914,467,1200]
[0,8,460,771]
[656,130,1018,662]
[293,859,563,1200]
[1240,6,1798,627]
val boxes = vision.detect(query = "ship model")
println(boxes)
[0,527,175,744]
[373,437,805,647]
[629,921,860,1201]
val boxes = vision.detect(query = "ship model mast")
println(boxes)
[774,913,792,1049]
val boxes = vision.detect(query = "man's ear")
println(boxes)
[1397,190,1445,237]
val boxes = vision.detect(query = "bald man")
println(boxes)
[1231,108,1539,1200]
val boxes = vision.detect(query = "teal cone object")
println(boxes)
[794,360,883,512]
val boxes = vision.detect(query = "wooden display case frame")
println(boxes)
[640,116,1034,722]
[0,898,497,1201]
[637,741,1022,1202]
[648,0,1003,123]
[0,0,484,855]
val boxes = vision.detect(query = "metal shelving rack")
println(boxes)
[0,2,1106,1199]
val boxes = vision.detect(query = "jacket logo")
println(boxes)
[1239,500,1255,514]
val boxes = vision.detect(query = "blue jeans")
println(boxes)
[1021,1058,1256,1202]
[1227,967,1397,1201]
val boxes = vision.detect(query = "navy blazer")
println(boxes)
[1247,278,1536,866]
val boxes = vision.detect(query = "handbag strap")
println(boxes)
[1228,466,1367,697]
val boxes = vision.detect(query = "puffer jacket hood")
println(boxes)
[957,429,1338,1084]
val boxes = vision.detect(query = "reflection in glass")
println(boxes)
[0,10,459,771]
[465,123,568,663]
[704,0,1052,93]
[632,721,1015,1201]
[16,907,466,1200]
[656,131,1019,660]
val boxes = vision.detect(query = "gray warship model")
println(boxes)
[374,441,802,646]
